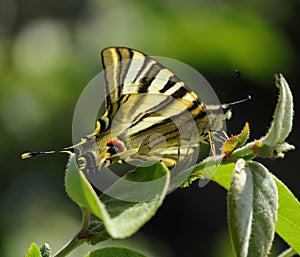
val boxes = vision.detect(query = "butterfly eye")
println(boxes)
[107,139,125,155]
[74,147,82,157]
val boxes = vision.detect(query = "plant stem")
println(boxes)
[53,235,85,257]
[229,142,255,159]
[277,247,297,257]
[53,209,90,257]
[79,208,91,237]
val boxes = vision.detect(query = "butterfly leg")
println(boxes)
[207,131,217,159]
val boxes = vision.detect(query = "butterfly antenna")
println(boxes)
[20,140,85,160]
[21,150,57,159]
[22,122,100,160]
[21,147,75,160]
[222,95,251,110]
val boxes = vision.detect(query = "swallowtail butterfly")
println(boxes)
[22,47,238,174]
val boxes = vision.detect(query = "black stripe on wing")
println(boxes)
[159,79,177,93]
[101,47,201,103]
[101,47,206,131]
[101,47,133,106]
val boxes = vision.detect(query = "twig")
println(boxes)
[53,234,84,257]
[53,209,91,257]
[277,247,297,257]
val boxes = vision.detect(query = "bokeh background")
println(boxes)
[0,0,299,256]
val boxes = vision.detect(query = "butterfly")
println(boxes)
[22,47,237,175]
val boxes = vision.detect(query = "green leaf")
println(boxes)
[98,163,170,239]
[222,122,250,156]
[210,162,235,189]
[228,160,278,257]
[85,247,147,257]
[230,74,294,160]
[261,74,293,146]
[275,178,300,254]
[273,142,295,154]
[202,162,300,255]
[65,155,103,219]
[185,155,233,188]
[24,243,42,257]
[65,155,170,239]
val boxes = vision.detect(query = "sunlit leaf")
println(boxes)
[261,74,293,147]
[275,179,300,254]
[222,122,249,156]
[98,163,170,239]
[228,160,277,257]
[24,243,42,257]
[65,155,103,219]
[205,163,300,254]
[65,155,170,239]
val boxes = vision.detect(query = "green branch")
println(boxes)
[53,235,84,257]
[277,247,297,257]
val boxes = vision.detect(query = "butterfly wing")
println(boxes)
[100,47,208,168]
[101,47,207,116]
[76,47,227,172]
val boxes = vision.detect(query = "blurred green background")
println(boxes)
[0,0,299,256]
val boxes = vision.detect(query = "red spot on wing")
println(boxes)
[107,138,126,152]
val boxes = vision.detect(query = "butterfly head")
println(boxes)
[70,123,127,172]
